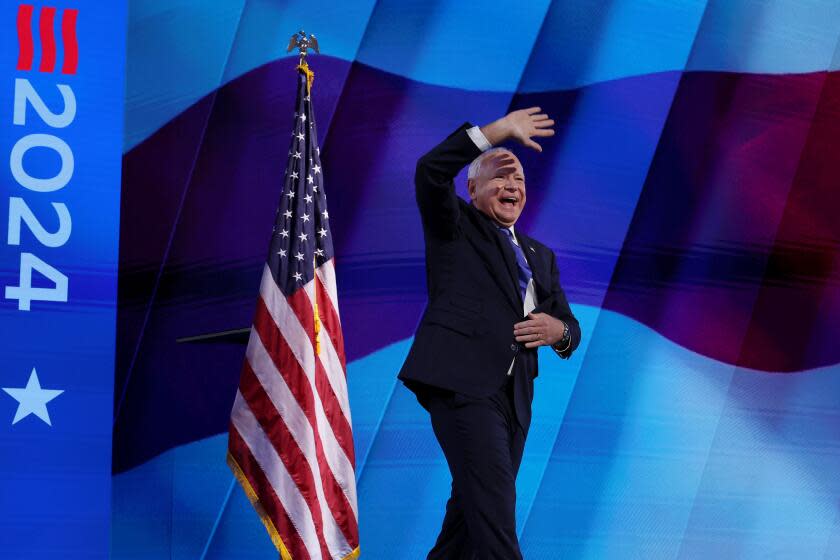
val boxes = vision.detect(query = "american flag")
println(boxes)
[227,64,359,560]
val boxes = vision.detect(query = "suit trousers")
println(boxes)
[416,376,529,560]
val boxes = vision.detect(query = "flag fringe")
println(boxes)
[227,452,360,560]
[227,452,293,560]
[342,545,361,559]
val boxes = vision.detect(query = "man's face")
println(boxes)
[469,150,526,227]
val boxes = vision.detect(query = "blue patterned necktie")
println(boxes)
[498,226,532,302]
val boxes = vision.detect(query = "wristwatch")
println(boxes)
[552,320,571,353]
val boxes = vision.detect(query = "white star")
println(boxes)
[299,232,308,242]
[296,133,305,142]
[315,248,325,257]
[301,213,310,223]
[300,114,306,122]
[318,227,328,238]
[304,95,310,102]
[304,194,313,204]
[313,185,318,192]
[322,209,329,219]
[293,151,302,159]
[316,147,320,155]
[278,249,287,257]
[307,175,314,184]
[286,191,295,199]
[293,272,303,281]
[313,164,321,175]
[290,171,299,180]
[279,229,289,238]
[284,210,293,219]
[2,368,63,426]
[295,252,304,261]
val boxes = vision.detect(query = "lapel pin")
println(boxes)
[529,246,535,252]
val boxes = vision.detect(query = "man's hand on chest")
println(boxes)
[513,312,570,350]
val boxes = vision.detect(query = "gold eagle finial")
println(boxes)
[287,30,319,62]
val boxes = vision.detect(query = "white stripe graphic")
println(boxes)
[231,392,323,560]
[259,265,359,518]
[246,329,352,558]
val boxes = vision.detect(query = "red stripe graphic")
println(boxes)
[16,4,34,71]
[38,6,57,72]
[61,9,79,74]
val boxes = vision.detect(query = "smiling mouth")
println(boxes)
[500,196,519,207]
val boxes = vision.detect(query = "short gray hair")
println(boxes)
[467,147,514,180]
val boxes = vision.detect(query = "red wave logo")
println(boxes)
[16,4,78,74]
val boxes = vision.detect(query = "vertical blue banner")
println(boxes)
[0,2,126,558]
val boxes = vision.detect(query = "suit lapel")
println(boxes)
[494,228,523,306]
[463,204,523,313]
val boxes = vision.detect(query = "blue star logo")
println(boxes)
[2,368,64,426]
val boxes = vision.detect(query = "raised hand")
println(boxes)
[480,107,555,152]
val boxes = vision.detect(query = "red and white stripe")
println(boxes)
[229,261,359,559]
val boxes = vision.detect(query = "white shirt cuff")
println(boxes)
[467,126,492,152]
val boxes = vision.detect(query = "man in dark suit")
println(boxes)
[397,108,582,559]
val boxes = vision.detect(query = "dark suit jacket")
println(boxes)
[397,123,581,400]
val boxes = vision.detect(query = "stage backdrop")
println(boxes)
[112,1,840,559]
[0,2,127,559]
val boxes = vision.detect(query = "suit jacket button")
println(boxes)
[510,343,517,351]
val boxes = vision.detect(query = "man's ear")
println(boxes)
[467,179,476,200]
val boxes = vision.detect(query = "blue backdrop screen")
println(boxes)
[116,1,840,558]
[3,1,840,559]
